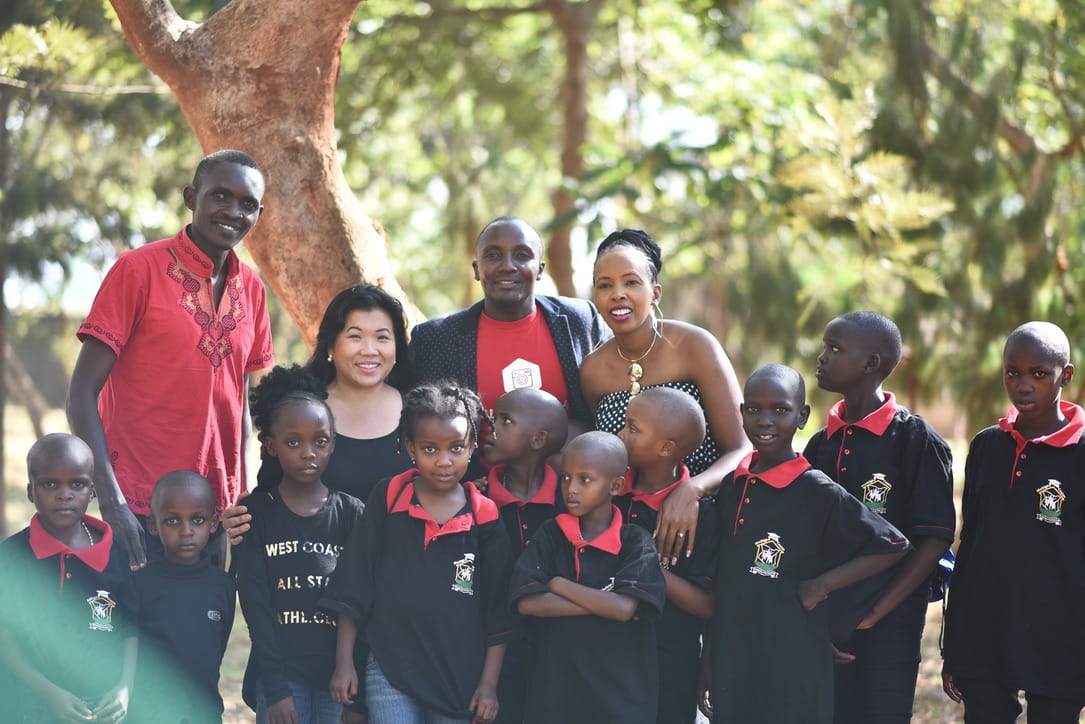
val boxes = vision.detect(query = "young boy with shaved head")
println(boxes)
[943,321,1085,722]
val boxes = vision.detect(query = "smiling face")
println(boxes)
[740,370,810,467]
[183,162,265,259]
[473,220,544,321]
[27,443,95,540]
[329,308,398,390]
[150,485,217,565]
[406,415,474,493]
[266,400,335,488]
[592,246,662,334]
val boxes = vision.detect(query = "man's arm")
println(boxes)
[66,338,146,569]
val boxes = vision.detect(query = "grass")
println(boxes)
[0,405,985,723]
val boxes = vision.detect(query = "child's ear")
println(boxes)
[209,515,220,533]
[183,185,197,211]
[798,404,812,430]
[863,353,882,375]
[404,439,418,463]
[1061,363,1075,388]
[659,439,677,459]
[530,430,548,451]
[25,483,33,504]
[609,475,626,495]
[146,516,159,537]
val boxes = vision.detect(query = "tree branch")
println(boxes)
[0,75,170,95]
[108,0,195,88]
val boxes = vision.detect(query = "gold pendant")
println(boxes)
[630,380,641,396]
[628,362,643,379]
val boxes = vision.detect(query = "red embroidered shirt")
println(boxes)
[78,228,274,514]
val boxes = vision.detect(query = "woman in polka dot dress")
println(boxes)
[579,229,749,564]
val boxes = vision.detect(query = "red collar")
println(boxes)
[28,514,112,572]
[734,451,811,489]
[618,464,691,511]
[171,227,239,279]
[998,400,1085,449]
[386,470,498,548]
[555,506,623,555]
[486,464,559,509]
[826,392,900,438]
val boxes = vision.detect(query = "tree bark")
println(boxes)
[546,0,602,297]
[108,0,419,345]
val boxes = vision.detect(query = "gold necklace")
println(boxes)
[615,322,661,396]
[81,520,95,546]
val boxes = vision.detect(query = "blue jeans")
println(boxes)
[365,654,470,724]
[254,679,343,724]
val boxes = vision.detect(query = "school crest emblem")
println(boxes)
[87,590,116,632]
[861,474,892,514]
[1036,480,1066,526]
[750,533,785,579]
[452,553,476,595]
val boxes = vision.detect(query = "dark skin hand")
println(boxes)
[66,337,146,569]
[267,696,300,724]
[942,667,963,703]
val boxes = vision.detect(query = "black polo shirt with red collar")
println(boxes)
[510,506,666,724]
[0,515,132,706]
[804,392,955,635]
[485,463,565,554]
[713,452,910,724]
[616,465,718,724]
[944,402,1085,700]
[321,471,513,720]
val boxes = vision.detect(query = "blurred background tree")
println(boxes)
[2,0,1085,533]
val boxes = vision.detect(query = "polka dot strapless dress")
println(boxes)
[594,380,722,476]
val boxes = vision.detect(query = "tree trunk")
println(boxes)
[5,343,47,439]
[108,0,419,345]
[547,0,602,298]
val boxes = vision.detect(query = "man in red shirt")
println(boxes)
[67,150,274,569]
[410,216,605,427]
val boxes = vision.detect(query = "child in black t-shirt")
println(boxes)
[323,382,513,724]
[129,471,236,723]
[0,433,136,723]
[480,387,568,724]
[617,386,716,723]
[511,431,667,724]
[702,365,910,724]
[235,365,365,724]
[943,322,1085,722]
[804,312,955,724]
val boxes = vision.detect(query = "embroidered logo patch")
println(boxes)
[87,590,117,632]
[452,553,476,595]
[502,358,542,393]
[749,533,785,579]
[861,473,892,514]
[207,610,222,622]
[601,576,616,592]
[1036,480,1066,526]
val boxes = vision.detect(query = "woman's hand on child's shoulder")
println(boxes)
[221,500,252,546]
[797,577,829,611]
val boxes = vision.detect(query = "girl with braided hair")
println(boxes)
[321,382,514,724]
